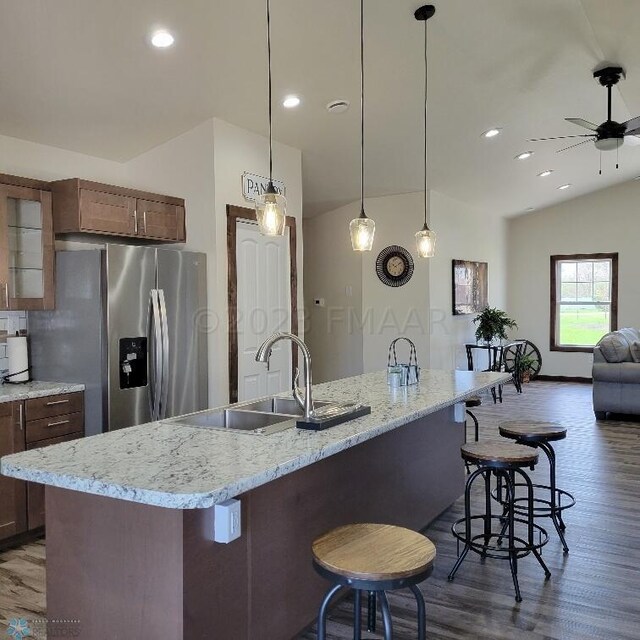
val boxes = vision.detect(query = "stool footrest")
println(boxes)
[492,483,576,517]
[451,515,549,560]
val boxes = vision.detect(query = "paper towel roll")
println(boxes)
[7,336,29,383]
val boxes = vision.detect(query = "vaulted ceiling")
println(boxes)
[1,0,640,217]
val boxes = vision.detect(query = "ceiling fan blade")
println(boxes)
[625,126,640,137]
[557,138,594,153]
[565,117,599,131]
[622,115,640,132]
[528,134,594,142]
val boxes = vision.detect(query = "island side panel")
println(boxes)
[181,405,464,640]
[45,487,185,640]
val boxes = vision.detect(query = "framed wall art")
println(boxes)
[452,259,488,315]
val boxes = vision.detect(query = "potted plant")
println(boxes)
[473,307,518,345]
[517,354,536,383]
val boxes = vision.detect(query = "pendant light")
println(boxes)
[255,0,286,236]
[349,0,375,251]
[414,5,436,258]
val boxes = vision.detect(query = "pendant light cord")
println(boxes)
[360,0,365,217]
[423,18,429,227]
[267,0,273,183]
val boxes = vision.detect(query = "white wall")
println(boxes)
[429,190,507,370]
[303,202,364,384]
[304,189,507,382]
[507,179,640,378]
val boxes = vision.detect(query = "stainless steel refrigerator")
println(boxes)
[29,245,208,436]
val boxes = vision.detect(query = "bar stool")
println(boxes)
[448,442,551,602]
[497,420,575,553]
[465,396,481,443]
[312,523,435,639]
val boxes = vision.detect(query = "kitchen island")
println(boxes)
[1,369,509,640]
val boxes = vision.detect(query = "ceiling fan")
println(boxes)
[529,66,640,156]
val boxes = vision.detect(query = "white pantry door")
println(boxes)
[236,220,291,402]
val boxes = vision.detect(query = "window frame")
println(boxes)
[550,252,618,353]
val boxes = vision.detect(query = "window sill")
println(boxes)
[550,345,594,353]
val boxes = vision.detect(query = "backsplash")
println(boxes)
[0,311,28,375]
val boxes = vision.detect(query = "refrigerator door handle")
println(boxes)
[148,289,162,421]
[157,288,170,419]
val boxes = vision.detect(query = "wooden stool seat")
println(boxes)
[465,396,482,408]
[499,420,566,442]
[312,523,436,582]
[461,442,538,467]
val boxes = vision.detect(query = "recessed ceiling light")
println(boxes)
[151,30,175,48]
[282,95,301,109]
[327,100,350,114]
[515,151,534,160]
[538,170,553,177]
[525,207,535,212]
[558,183,572,190]
[482,128,501,138]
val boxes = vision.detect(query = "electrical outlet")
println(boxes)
[214,499,241,543]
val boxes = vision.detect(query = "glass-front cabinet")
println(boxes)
[0,183,54,310]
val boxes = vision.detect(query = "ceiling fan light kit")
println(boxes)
[255,0,287,237]
[530,65,640,172]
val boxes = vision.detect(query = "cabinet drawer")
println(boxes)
[26,431,83,530]
[26,411,84,443]
[25,392,84,421]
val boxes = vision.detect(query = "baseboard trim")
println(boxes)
[537,375,593,384]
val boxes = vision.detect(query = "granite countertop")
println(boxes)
[0,369,510,510]
[0,381,85,403]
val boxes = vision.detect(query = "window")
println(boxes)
[550,253,618,352]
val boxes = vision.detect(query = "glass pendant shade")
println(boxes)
[415,224,436,258]
[255,187,286,236]
[349,214,375,252]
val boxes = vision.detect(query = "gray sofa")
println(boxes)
[592,328,640,419]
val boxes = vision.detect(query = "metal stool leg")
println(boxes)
[482,469,492,552]
[449,466,484,580]
[516,468,551,579]
[539,441,570,553]
[377,591,393,640]
[353,589,362,640]
[504,469,522,602]
[367,590,376,633]
[409,584,426,640]
[317,583,343,639]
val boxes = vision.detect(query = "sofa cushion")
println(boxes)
[631,341,640,363]
[597,332,632,363]
[618,327,640,344]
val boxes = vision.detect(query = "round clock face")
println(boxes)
[376,245,414,287]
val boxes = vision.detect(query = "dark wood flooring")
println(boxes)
[1,382,639,639]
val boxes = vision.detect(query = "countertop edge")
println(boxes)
[1,374,510,509]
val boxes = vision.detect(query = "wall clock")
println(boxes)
[375,245,414,287]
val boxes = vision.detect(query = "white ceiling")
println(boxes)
[2,0,640,217]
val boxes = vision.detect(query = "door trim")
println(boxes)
[227,205,298,404]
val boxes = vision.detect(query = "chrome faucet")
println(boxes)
[255,332,314,419]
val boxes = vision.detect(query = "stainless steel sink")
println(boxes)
[164,406,296,435]
[163,395,365,435]
[239,397,333,416]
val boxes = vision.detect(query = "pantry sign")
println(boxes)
[242,173,286,203]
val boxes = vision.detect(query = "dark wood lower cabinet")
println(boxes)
[0,392,84,545]
[0,402,27,540]
[26,432,82,530]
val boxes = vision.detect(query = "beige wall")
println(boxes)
[507,179,640,378]
[304,189,507,382]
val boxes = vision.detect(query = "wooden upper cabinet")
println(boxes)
[0,402,27,540]
[0,174,55,311]
[50,179,186,242]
